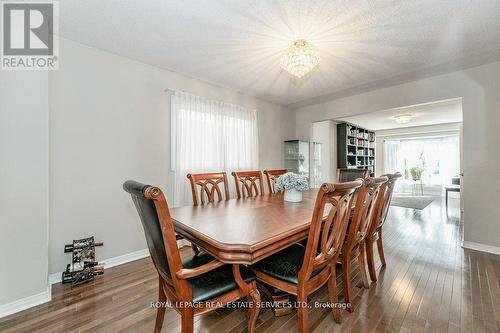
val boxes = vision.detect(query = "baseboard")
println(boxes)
[461,241,500,256]
[101,248,150,269]
[49,248,151,284]
[0,285,51,319]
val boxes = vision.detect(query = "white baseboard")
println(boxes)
[49,248,151,284]
[0,285,51,319]
[101,248,150,269]
[462,241,500,256]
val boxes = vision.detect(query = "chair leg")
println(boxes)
[358,243,370,289]
[247,289,261,333]
[341,254,353,312]
[180,308,194,333]
[366,237,377,282]
[154,280,166,333]
[376,229,386,267]
[327,266,342,323]
[297,290,309,333]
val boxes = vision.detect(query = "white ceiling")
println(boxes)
[59,0,500,106]
[337,98,463,131]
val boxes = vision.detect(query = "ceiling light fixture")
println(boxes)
[280,39,320,79]
[389,113,416,124]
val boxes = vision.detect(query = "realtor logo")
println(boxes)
[1,1,59,70]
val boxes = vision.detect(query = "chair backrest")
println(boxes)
[378,172,401,227]
[337,168,370,183]
[231,171,265,199]
[344,177,388,252]
[123,180,187,294]
[298,180,362,281]
[263,169,287,194]
[368,172,401,236]
[187,172,230,206]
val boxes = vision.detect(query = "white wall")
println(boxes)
[295,61,500,250]
[311,120,337,183]
[375,122,462,175]
[48,38,295,275]
[0,71,50,308]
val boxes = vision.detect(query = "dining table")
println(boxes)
[170,188,328,315]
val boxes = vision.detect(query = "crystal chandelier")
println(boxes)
[280,39,320,79]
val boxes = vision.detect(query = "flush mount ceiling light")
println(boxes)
[389,113,416,124]
[280,39,320,79]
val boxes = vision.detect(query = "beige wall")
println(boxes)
[295,61,500,249]
[48,38,295,275]
[0,71,50,308]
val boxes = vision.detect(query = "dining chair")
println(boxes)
[336,168,370,182]
[366,172,402,282]
[187,172,230,206]
[123,180,260,333]
[338,176,388,314]
[232,170,265,198]
[263,169,287,193]
[185,172,230,254]
[251,180,362,332]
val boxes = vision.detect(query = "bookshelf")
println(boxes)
[337,123,376,176]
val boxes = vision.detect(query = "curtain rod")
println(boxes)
[164,88,193,94]
[164,88,256,111]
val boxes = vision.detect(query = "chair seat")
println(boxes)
[252,243,320,285]
[183,252,255,303]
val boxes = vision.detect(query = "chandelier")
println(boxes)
[280,39,320,79]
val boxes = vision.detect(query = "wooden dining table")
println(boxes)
[170,189,324,265]
[170,189,328,315]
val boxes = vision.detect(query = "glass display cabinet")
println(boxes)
[284,140,309,180]
[311,142,323,188]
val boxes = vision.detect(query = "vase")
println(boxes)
[284,189,303,202]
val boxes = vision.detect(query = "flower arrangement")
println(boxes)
[275,172,309,192]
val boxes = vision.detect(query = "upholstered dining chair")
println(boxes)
[336,168,370,183]
[263,169,287,193]
[232,170,265,198]
[123,180,260,333]
[251,180,362,332]
[366,172,402,282]
[338,176,388,314]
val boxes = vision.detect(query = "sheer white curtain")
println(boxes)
[171,91,258,207]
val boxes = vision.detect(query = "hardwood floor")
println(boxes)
[1,197,499,332]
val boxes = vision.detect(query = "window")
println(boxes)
[171,91,258,206]
[384,135,460,195]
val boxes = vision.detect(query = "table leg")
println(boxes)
[446,189,449,208]
[257,282,293,316]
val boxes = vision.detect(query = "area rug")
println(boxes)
[390,194,435,210]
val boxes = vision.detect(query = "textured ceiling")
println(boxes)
[337,99,463,131]
[59,0,500,107]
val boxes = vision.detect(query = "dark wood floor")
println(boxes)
[1,197,499,333]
